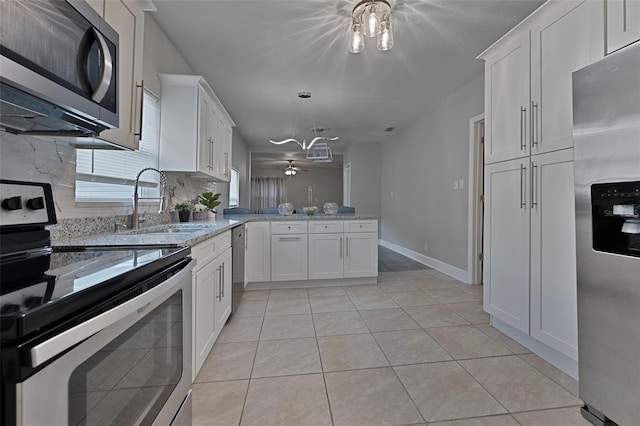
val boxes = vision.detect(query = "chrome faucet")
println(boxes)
[131,167,168,230]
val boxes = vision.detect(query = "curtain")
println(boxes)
[251,177,287,213]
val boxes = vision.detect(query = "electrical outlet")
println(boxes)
[424,244,428,253]
[453,180,459,190]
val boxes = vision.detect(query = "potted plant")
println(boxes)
[198,192,221,220]
[192,203,209,221]
[174,202,193,222]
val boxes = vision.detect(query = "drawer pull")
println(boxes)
[278,237,301,241]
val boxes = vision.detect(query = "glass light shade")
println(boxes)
[348,23,365,54]
[284,168,296,176]
[363,4,379,38]
[377,19,393,51]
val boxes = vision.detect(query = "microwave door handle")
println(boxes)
[88,27,113,103]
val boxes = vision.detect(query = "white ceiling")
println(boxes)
[151,0,544,156]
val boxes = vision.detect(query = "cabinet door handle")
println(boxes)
[346,237,350,257]
[245,229,248,250]
[217,266,222,301]
[520,106,527,151]
[340,237,343,258]
[210,139,215,170]
[221,263,225,298]
[133,81,144,142]
[531,162,538,209]
[520,164,527,209]
[278,236,300,241]
[531,100,539,148]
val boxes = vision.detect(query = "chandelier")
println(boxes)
[269,92,339,149]
[348,0,393,53]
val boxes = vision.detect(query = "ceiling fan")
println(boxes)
[284,160,301,176]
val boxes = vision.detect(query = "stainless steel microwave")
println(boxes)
[0,0,119,137]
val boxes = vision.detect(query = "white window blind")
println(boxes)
[75,91,161,202]
[229,168,239,207]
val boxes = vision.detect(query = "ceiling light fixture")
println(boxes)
[349,0,393,53]
[284,160,297,176]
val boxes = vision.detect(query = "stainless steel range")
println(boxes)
[0,180,194,425]
[572,43,640,425]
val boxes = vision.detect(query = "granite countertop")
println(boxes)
[53,214,379,248]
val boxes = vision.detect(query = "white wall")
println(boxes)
[380,75,484,271]
[252,168,343,211]
[343,142,381,215]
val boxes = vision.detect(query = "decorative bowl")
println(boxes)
[323,202,338,215]
[303,206,318,215]
[278,202,294,215]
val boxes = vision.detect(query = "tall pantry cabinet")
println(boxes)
[479,0,604,368]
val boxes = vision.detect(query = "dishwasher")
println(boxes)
[231,224,245,314]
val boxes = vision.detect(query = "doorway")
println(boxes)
[343,162,351,206]
[467,114,485,285]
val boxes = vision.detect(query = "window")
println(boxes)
[229,168,239,207]
[75,91,161,202]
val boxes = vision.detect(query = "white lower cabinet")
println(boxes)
[530,149,577,359]
[308,233,344,279]
[213,248,232,329]
[308,221,378,280]
[271,234,308,281]
[483,158,531,334]
[344,232,378,278]
[483,149,577,360]
[192,256,217,379]
[191,231,232,380]
[245,222,271,283]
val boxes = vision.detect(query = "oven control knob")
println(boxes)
[2,196,22,211]
[1,303,21,315]
[26,197,45,210]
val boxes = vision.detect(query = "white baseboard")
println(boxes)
[379,239,470,283]
[492,317,579,379]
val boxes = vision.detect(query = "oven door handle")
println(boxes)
[29,259,194,369]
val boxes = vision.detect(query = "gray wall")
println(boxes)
[380,75,483,271]
[344,142,382,215]
[143,16,194,96]
[252,168,343,211]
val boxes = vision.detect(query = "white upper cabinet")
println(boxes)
[531,0,604,155]
[99,0,144,150]
[159,74,234,181]
[481,1,603,162]
[606,0,640,53]
[483,31,531,164]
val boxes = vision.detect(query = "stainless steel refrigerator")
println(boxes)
[573,42,640,426]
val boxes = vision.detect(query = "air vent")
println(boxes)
[384,127,395,132]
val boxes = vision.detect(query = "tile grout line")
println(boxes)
[236,289,270,425]
[310,290,336,426]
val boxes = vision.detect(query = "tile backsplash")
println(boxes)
[0,132,221,222]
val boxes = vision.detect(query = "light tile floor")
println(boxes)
[193,263,586,425]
